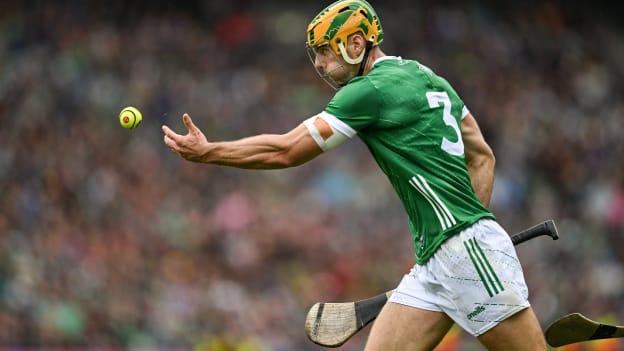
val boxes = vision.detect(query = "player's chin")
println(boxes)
[329,72,351,86]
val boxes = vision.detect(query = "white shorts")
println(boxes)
[388,219,530,336]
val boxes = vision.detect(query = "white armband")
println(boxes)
[303,115,351,152]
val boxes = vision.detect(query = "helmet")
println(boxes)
[306,0,384,65]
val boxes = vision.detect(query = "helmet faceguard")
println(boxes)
[306,44,346,90]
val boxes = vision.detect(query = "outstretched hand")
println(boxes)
[162,113,210,163]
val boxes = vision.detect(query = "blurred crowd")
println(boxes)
[1,1,624,350]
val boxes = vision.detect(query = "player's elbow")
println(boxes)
[273,129,321,168]
[274,149,309,168]
[268,152,296,169]
[467,143,495,170]
[483,146,495,166]
[267,138,300,169]
[481,148,495,171]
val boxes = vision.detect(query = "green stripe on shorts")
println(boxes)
[471,238,505,293]
[463,240,494,297]
[469,238,500,295]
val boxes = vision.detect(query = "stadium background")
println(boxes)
[1,0,624,350]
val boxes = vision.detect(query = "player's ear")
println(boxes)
[347,32,365,59]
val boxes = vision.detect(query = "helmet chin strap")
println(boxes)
[357,41,374,77]
[338,41,365,64]
[337,40,374,77]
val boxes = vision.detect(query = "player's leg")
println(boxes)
[477,307,546,351]
[364,302,454,351]
[364,260,456,351]
[432,219,543,350]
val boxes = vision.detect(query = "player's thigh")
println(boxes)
[365,302,454,351]
[477,307,546,351]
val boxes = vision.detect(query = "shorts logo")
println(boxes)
[467,305,486,320]
[463,238,505,298]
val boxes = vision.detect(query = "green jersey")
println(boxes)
[323,56,495,264]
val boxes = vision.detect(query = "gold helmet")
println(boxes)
[307,0,384,65]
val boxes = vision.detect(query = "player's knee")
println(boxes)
[478,308,546,351]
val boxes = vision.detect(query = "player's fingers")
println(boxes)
[163,135,180,153]
[163,134,174,148]
[182,113,199,134]
[162,125,182,142]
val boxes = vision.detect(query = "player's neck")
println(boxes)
[362,48,386,76]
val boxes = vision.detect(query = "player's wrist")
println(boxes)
[199,141,217,164]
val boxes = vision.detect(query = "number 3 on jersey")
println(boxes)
[426,91,464,156]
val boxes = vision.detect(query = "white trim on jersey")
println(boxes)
[372,56,403,66]
[462,106,470,120]
[410,177,449,230]
[409,175,457,230]
[416,174,457,227]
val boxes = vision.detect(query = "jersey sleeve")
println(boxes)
[431,71,469,121]
[324,78,381,134]
[461,105,470,119]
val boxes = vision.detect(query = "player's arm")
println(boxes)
[162,113,340,169]
[461,113,495,207]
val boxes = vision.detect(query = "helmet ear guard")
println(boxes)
[337,40,365,65]
[337,33,375,77]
